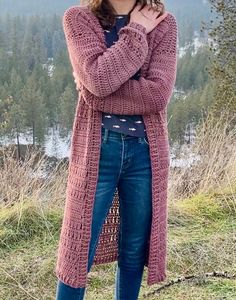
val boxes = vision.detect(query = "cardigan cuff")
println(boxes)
[126,21,147,35]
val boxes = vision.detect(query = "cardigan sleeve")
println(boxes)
[79,13,178,115]
[63,6,149,98]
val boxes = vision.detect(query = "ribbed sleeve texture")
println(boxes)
[63,9,149,97]
[63,7,177,114]
[55,4,178,289]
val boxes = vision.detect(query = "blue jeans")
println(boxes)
[55,126,152,300]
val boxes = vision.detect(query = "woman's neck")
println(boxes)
[108,0,137,15]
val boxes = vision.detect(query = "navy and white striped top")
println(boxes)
[101,14,147,137]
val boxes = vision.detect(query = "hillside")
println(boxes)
[0,192,235,299]
[0,0,211,46]
[0,0,209,15]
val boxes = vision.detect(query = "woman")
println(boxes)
[55,0,177,299]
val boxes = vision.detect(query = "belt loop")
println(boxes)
[138,137,142,143]
[103,128,109,143]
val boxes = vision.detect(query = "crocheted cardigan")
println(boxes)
[55,4,178,288]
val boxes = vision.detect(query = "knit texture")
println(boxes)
[55,4,178,288]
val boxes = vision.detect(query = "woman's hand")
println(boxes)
[129,3,168,34]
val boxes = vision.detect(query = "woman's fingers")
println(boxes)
[134,3,142,12]
[144,3,165,19]
[130,3,168,33]
[155,11,168,22]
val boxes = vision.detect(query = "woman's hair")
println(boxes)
[81,0,163,30]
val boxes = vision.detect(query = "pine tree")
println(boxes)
[59,85,76,136]
[21,71,47,145]
[0,95,25,160]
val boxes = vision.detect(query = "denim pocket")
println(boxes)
[143,137,149,146]
[101,134,105,144]
[101,128,108,144]
[138,136,149,146]
[101,136,106,144]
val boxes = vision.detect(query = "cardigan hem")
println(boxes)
[55,268,88,289]
[55,268,167,288]
[147,273,167,286]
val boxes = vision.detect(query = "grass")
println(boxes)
[0,192,235,299]
[0,114,235,299]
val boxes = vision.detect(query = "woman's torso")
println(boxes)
[101,14,147,138]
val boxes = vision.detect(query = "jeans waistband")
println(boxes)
[101,126,143,140]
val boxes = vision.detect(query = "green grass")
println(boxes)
[0,194,235,299]
[0,199,62,249]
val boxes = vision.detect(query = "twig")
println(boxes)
[0,267,39,300]
[143,271,236,298]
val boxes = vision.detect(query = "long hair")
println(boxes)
[80,0,163,30]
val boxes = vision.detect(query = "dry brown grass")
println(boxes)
[0,147,68,209]
[0,113,235,299]
[169,113,236,201]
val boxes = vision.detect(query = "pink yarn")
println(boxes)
[55,4,178,288]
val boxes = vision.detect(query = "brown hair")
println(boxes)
[82,0,163,30]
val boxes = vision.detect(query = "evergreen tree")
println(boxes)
[21,70,47,145]
[0,95,25,160]
[59,85,76,136]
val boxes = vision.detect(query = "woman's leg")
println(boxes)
[114,136,152,300]
[55,128,122,300]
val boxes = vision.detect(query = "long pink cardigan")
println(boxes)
[55,5,178,288]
